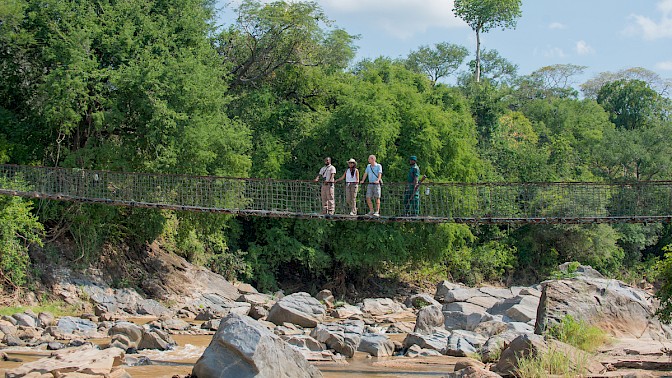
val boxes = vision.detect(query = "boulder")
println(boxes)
[267,292,326,328]
[414,304,444,335]
[558,262,604,278]
[479,331,527,363]
[56,317,98,336]
[402,329,451,354]
[465,296,500,310]
[330,304,363,319]
[12,313,36,328]
[440,288,483,304]
[535,277,672,341]
[5,344,125,378]
[405,344,443,357]
[473,320,508,338]
[138,329,175,350]
[109,322,143,349]
[478,287,513,299]
[309,320,365,358]
[201,319,222,331]
[405,293,441,309]
[237,283,259,294]
[488,295,539,317]
[192,313,322,378]
[316,290,335,306]
[360,298,405,317]
[282,334,325,352]
[446,333,477,357]
[160,318,191,331]
[357,333,395,357]
[37,312,56,328]
[435,281,463,303]
[505,303,537,323]
[136,299,171,317]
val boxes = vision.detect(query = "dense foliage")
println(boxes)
[1,0,672,311]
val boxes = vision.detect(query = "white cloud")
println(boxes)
[319,0,465,39]
[543,46,566,58]
[625,0,672,40]
[575,40,594,55]
[656,60,672,70]
[548,22,566,30]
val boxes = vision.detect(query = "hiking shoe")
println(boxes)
[373,212,379,217]
[366,211,374,216]
[349,211,357,216]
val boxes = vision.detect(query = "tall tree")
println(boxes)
[596,79,669,130]
[453,0,522,83]
[405,42,469,85]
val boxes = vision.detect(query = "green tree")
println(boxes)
[597,79,669,130]
[453,0,522,82]
[217,0,357,90]
[405,42,469,85]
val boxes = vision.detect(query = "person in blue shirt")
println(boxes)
[404,155,421,216]
[360,155,382,216]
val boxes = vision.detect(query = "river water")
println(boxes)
[0,333,459,377]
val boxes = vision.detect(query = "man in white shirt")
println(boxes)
[314,157,336,215]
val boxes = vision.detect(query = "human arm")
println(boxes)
[360,170,368,184]
[355,169,360,183]
[334,171,346,183]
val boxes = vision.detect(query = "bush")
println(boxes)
[546,314,609,352]
[0,195,43,291]
[514,347,587,378]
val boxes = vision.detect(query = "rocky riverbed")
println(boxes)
[2,256,672,377]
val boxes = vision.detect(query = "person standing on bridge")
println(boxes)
[314,157,336,215]
[404,155,421,216]
[360,155,382,217]
[335,158,359,216]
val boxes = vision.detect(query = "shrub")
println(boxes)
[546,314,609,352]
[514,347,587,378]
[0,195,43,291]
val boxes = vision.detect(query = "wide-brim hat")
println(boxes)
[347,158,357,164]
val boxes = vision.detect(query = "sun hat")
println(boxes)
[347,158,356,164]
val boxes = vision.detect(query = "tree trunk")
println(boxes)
[475,27,481,83]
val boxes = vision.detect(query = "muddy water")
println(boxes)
[1,334,457,378]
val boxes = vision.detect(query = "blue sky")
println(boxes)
[218,0,672,85]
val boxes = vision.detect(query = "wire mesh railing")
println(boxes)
[0,164,671,224]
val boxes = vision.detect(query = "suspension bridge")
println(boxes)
[0,164,672,224]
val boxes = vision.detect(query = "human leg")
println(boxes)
[327,185,335,214]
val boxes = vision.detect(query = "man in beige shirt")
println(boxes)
[314,157,336,215]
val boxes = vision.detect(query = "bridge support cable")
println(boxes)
[0,164,671,224]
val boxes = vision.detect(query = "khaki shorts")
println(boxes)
[366,183,381,199]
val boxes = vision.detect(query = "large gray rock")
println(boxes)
[358,333,395,357]
[435,281,463,303]
[138,328,175,350]
[405,293,441,309]
[192,313,322,378]
[478,287,513,299]
[267,292,326,328]
[5,344,126,378]
[56,316,98,336]
[414,304,444,334]
[446,334,477,357]
[360,298,405,317]
[109,322,143,349]
[535,277,672,341]
[402,329,450,354]
[309,320,365,357]
[479,330,523,363]
[440,288,483,304]
[37,312,56,328]
[136,299,171,317]
[12,313,36,328]
[444,366,503,378]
